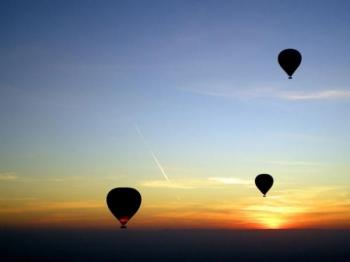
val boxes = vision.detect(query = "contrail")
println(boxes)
[149,151,170,182]
[134,123,170,182]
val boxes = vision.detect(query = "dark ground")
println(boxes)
[1,228,350,261]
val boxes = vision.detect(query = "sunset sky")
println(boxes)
[1,0,350,230]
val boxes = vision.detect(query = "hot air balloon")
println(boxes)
[278,49,302,79]
[255,174,273,197]
[106,187,142,229]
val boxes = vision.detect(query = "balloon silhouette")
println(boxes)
[255,174,274,197]
[106,187,142,229]
[278,49,302,79]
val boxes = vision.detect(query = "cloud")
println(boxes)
[13,175,125,183]
[208,177,252,185]
[263,160,325,166]
[243,205,306,214]
[141,176,252,189]
[241,185,350,228]
[0,172,18,181]
[141,180,196,189]
[185,86,350,101]
[0,200,104,214]
[277,89,350,100]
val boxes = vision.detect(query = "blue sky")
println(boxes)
[1,0,350,174]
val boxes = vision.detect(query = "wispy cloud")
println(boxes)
[186,86,350,101]
[243,205,306,214]
[263,160,325,166]
[0,200,104,214]
[42,175,124,182]
[0,172,18,181]
[141,176,252,189]
[208,177,252,185]
[141,180,196,189]
[278,89,350,100]
[6,175,124,183]
[242,185,350,228]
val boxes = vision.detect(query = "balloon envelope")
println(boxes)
[106,187,142,229]
[255,174,274,197]
[278,49,302,79]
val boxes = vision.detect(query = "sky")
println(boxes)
[1,0,350,230]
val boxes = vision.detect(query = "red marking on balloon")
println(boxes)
[119,217,129,225]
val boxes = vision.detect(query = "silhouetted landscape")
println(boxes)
[1,229,350,261]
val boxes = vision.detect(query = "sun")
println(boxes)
[261,216,284,229]
[246,212,286,229]
[245,205,299,229]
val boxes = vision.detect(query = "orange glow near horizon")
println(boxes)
[1,180,350,230]
[1,199,350,230]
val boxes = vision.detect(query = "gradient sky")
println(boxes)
[1,0,350,230]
